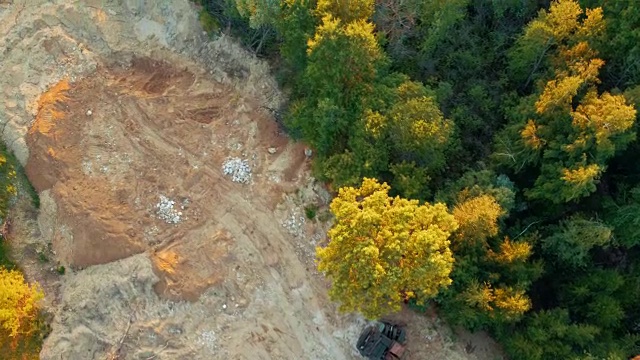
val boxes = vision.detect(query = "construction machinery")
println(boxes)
[356,321,407,360]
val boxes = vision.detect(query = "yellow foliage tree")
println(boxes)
[316,0,374,23]
[489,237,533,264]
[493,287,532,319]
[452,194,503,246]
[571,90,637,150]
[316,178,457,318]
[0,268,43,338]
[521,120,544,149]
[464,280,495,311]
[463,282,531,321]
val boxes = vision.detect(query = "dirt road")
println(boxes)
[1,1,503,359]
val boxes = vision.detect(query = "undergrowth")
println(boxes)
[0,145,47,358]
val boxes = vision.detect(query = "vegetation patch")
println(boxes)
[199,9,220,34]
[0,145,47,358]
[304,204,318,220]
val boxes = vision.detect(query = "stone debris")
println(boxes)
[156,195,182,224]
[267,173,281,183]
[198,330,217,351]
[282,211,306,237]
[222,157,252,184]
[268,147,277,154]
[86,110,92,116]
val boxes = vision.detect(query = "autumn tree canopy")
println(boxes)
[316,178,457,318]
[498,0,637,203]
[0,268,43,339]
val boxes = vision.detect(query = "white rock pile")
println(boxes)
[198,330,217,352]
[156,195,182,224]
[222,158,252,184]
[281,211,306,237]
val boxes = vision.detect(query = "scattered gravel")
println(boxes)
[222,157,252,184]
[156,195,182,224]
[282,211,306,237]
[198,330,217,352]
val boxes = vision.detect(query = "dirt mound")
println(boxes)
[26,57,255,268]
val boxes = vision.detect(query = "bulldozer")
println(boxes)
[356,321,407,360]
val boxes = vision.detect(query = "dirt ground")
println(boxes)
[1,1,505,359]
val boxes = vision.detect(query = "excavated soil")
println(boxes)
[1,1,504,359]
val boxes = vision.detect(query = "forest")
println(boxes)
[197,0,640,358]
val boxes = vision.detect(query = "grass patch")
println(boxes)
[304,205,318,220]
[199,9,220,34]
[0,143,39,209]
[56,266,65,275]
[21,176,39,210]
[0,238,16,270]
[37,251,48,263]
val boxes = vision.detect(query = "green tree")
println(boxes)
[580,0,640,88]
[320,126,390,188]
[604,186,640,248]
[316,178,457,318]
[501,309,600,360]
[560,269,625,330]
[415,0,469,57]
[233,0,281,28]
[363,79,453,172]
[388,161,430,200]
[436,170,517,213]
[288,13,385,156]
[386,91,453,171]
[278,0,317,73]
[542,215,612,268]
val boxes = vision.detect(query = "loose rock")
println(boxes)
[222,158,252,184]
[156,195,182,224]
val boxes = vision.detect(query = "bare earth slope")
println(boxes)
[0,1,503,359]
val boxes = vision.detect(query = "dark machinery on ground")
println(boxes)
[356,321,407,360]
